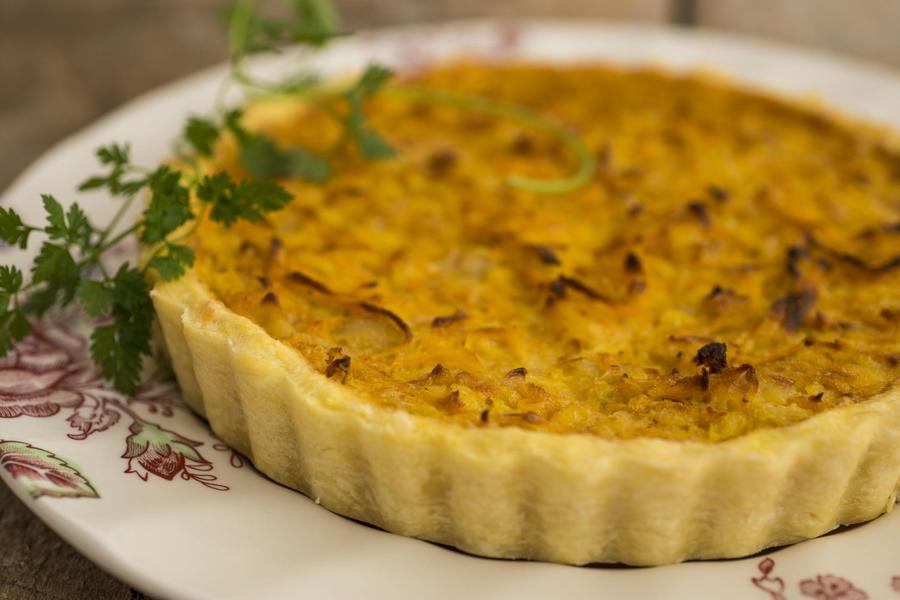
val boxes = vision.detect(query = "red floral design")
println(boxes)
[752,558,879,600]
[892,576,900,593]
[213,442,246,469]
[0,312,238,491]
[753,558,788,600]
[0,326,85,418]
[0,440,98,499]
[799,575,869,600]
[123,421,205,480]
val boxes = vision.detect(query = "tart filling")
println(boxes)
[192,64,899,441]
[154,63,900,565]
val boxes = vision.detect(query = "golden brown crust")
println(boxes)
[152,275,900,565]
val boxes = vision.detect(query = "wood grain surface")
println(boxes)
[1,1,897,598]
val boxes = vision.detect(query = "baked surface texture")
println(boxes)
[153,63,900,565]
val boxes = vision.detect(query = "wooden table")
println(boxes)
[1,1,898,597]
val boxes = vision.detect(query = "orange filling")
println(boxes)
[191,63,900,441]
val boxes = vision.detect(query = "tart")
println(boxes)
[152,63,900,565]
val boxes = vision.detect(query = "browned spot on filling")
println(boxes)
[287,271,333,294]
[687,201,711,226]
[359,302,413,340]
[624,251,643,274]
[432,309,467,327]
[437,390,463,413]
[411,363,452,385]
[771,288,818,332]
[707,184,730,203]
[510,132,534,154]
[325,356,351,383]
[528,244,562,266]
[505,367,528,378]
[694,342,728,374]
[239,240,258,254]
[699,368,710,391]
[807,234,900,273]
[786,246,807,278]
[269,236,284,255]
[551,275,610,302]
[261,291,279,305]
[428,148,458,176]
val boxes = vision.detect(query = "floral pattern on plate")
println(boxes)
[0,439,98,499]
[751,558,883,599]
[0,308,240,491]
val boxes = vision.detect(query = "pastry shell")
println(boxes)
[152,275,900,566]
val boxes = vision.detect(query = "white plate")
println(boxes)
[1,20,899,600]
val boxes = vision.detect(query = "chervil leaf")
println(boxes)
[288,0,342,47]
[286,147,330,181]
[195,171,231,204]
[184,116,220,157]
[66,203,91,246]
[238,135,330,182]
[0,326,10,356]
[0,266,22,313]
[227,0,342,55]
[0,207,31,250]
[355,128,396,160]
[0,266,23,294]
[343,67,396,160]
[96,143,130,167]
[79,143,146,196]
[351,64,393,99]
[31,242,79,290]
[90,265,154,395]
[140,166,193,244]
[77,280,113,317]
[8,310,31,341]
[91,324,144,395]
[77,176,109,191]
[226,7,286,55]
[238,136,286,179]
[21,286,59,317]
[197,171,292,226]
[25,242,80,315]
[147,243,195,281]
[42,196,91,246]
[223,109,249,144]
[42,194,67,240]
[276,72,321,94]
[234,179,293,216]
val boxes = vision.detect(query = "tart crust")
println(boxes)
[152,275,900,565]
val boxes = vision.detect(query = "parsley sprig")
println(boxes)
[0,0,598,395]
[0,142,292,393]
[0,0,390,394]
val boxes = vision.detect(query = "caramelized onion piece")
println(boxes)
[771,289,817,332]
[359,302,413,340]
[432,310,467,328]
[287,271,333,294]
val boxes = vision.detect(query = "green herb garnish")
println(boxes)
[0,0,376,394]
[0,0,597,394]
